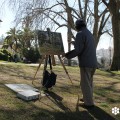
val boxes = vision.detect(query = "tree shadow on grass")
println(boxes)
[39,91,116,120]
[75,96,116,120]
[0,81,118,120]
[0,64,37,81]
[96,70,120,81]
[77,105,116,120]
[0,93,117,120]
[0,107,93,120]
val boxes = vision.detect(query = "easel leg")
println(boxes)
[51,55,56,66]
[43,55,49,72]
[58,55,73,85]
[32,56,45,84]
[39,55,49,100]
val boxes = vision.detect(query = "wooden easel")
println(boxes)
[32,54,73,85]
[32,28,73,86]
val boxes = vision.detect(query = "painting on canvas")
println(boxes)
[37,29,64,55]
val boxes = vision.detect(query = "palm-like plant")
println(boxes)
[5,27,21,52]
[3,27,36,62]
[21,27,34,48]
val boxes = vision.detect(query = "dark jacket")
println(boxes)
[65,27,97,68]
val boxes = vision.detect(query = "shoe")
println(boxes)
[79,103,94,109]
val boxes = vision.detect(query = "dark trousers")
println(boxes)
[80,67,96,105]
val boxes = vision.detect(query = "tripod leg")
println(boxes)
[51,55,56,66]
[58,55,73,85]
[43,55,48,72]
[32,56,45,84]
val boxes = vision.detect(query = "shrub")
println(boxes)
[0,49,13,61]
[22,47,41,63]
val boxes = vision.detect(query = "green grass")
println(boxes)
[0,62,120,120]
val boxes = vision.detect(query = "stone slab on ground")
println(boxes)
[17,90,40,101]
[5,84,39,92]
[5,84,48,101]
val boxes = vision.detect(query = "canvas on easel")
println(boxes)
[36,28,64,55]
[32,28,73,87]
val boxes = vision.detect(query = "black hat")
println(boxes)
[75,19,86,30]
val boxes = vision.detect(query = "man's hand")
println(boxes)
[61,53,66,61]
[62,53,65,57]
[69,41,75,45]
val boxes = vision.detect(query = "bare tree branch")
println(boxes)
[102,0,109,7]
[78,0,83,18]
[99,8,108,18]
[84,0,89,20]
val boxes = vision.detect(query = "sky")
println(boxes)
[0,2,15,35]
[0,1,113,52]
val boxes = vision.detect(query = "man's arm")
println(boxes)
[65,49,78,59]
[65,32,85,59]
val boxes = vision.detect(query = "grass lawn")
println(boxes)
[0,62,120,120]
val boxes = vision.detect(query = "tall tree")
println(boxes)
[41,0,110,47]
[6,27,20,52]
[20,27,34,48]
[102,0,120,70]
[2,0,112,66]
[3,0,110,45]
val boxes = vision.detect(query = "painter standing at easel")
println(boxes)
[65,19,97,108]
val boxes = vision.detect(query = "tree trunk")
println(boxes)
[109,1,120,71]
[110,15,120,70]
[67,26,72,66]
[102,0,120,70]
[65,0,73,66]
[93,0,99,48]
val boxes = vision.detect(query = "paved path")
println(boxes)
[0,61,41,66]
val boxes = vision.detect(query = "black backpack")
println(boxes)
[42,55,57,89]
